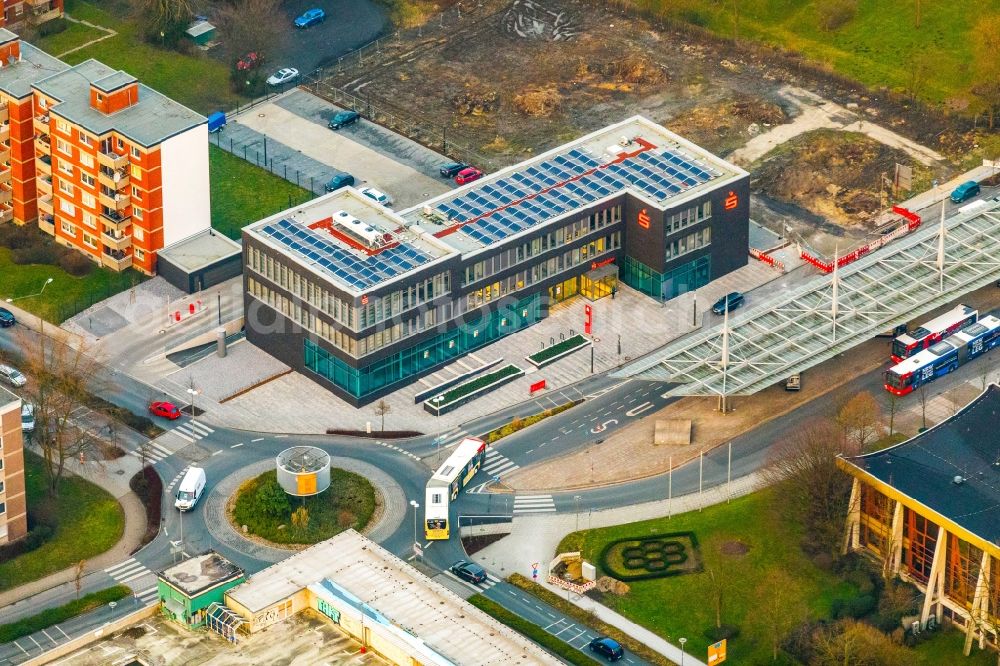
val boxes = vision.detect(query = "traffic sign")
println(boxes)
[708,639,727,663]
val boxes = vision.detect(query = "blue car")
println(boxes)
[951,180,980,204]
[294,8,325,28]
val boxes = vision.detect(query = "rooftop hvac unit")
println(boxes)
[333,209,383,248]
[953,475,965,485]
[618,135,631,147]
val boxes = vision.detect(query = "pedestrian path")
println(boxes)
[513,494,556,514]
[168,419,214,443]
[104,558,155,587]
[484,446,520,477]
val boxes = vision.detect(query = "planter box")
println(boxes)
[424,364,524,416]
[412,357,504,405]
[526,334,591,368]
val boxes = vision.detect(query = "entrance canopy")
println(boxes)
[615,200,1000,396]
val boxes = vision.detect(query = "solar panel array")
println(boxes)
[259,218,434,291]
[433,146,720,246]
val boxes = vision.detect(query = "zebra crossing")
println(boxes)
[442,570,500,594]
[104,558,154,587]
[165,467,188,494]
[128,439,173,464]
[134,585,159,605]
[483,446,520,478]
[513,494,557,514]
[168,419,215,443]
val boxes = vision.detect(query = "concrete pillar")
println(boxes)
[919,525,947,629]
[842,478,861,555]
[216,327,227,358]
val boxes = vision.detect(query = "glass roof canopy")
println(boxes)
[616,201,1000,396]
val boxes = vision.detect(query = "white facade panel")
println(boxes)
[160,124,211,247]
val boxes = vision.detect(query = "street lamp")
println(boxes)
[409,500,420,551]
[679,637,687,665]
[5,277,53,303]
[574,495,582,532]
[186,387,200,417]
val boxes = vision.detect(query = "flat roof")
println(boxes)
[0,36,68,100]
[244,188,458,296]
[159,228,242,272]
[33,59,205,147]
[226,530,561,665]
[158,552,244,598]
[0,385,19,413]
[842,384,1000,546]
[401,115,746,254]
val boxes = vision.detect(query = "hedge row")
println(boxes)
[528,334,588,365]
[440,364,521,405]
[466,595,601,666]
[129,466,163,548]
[0,585,131,643]
[484,401,578,443]
[598,531,703,581]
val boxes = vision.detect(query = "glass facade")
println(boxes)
[621,254,711,300]
[305,294,541,398]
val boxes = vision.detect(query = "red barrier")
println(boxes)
[800,207,922,274]
[530,379,546,394]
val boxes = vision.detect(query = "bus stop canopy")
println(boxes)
[615,199,1000,396]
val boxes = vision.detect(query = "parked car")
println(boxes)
[712,291,745,315]
[785,373,801,391]
[951,180,981,204]
[0,364,26,388]
[454,167,483,185]
[325,171,355,192]
[449,560,487,584]
[266,67,299,87]
[149,400,181,420]
[360,186,393,207]
[0,306,15,328]
[439,162,468,178]
[328,110,360,130]
[235,51,260,71]
[294,7,325,28]
[21,403,34,434]
[174,467,207,511]
[588,637,624,662]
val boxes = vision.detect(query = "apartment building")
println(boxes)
[2,0,62,30]
[0,29,210,275]
[0,386,27,545]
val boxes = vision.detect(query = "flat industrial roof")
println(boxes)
[226,530,561,665]
[0,32,68,99]
[244,188,458,295]
[33,59,205,147]
[842,384,1000,547]
[159,228,242,272]
[401,115,746,254]
[158,552,244,598]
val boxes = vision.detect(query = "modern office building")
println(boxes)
[0,29,210,275]
[839,386,1000,657]
[243,116,750,405]
[0,385,27,545]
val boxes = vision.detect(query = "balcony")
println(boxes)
[36,174,51,194]
[97,150,127,170]
[0,185,12,205]
[99,190,129,211]
[0,106,8,124]
[35,134,50,154]
[100,209,131,230]
[98,167,129,190]
[33,114,49,135]
[0,123,9,142]
[0,204,11,224]
[35,154,51,176]
[101,250,132,271]
[0,166,11,186]
[38,214,54,234]
[38,194,53,215]
[101,231,131,251]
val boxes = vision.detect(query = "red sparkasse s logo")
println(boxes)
[637,208,651,229]
[361,294,369,305]
[724,191,739,210]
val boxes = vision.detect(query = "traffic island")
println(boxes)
[424,364,525,416]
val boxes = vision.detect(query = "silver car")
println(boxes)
[266,67,299,87]
[21,403,34,433]
[0,364,26,387]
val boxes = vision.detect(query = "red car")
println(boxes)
[454,167,483,185]
[149,401,181,420]
[236,52,261,72]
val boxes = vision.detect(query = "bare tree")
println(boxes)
[884,391,899,437]
[137,437,155,471]
[74,560,86,598]
[373,399,392,432]
[836,391,883,451]
[216,0,284,74]
[705,565,725,630]
[762,419,857,559]
[812,619,912,665]
[17,329,105,496]
[918,383,929,429]
[760,570,809,661]
[129,0,193,45]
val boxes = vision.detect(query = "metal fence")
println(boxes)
[209,128,328,198]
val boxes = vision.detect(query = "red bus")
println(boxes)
[890,304,977,363]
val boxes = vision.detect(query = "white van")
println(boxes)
[174,467,206,511]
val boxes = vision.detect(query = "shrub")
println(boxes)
[0,224,37,250]
[129,466,162,547]
[38,17,68,37]
[831,593,877,619]
[57,250,94,277]
[704,624,741,642]
[11,243,58,266]
[0,523,54,561]
[817,0,857,32]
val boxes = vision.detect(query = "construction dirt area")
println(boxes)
[325,0,974,256]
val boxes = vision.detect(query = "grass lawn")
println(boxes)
[209,146,314,239]
[231,469,376,545]
[557,489,859,664]
[32,18,106,57]
[36,0,242,114]
[0,247,145,323]
[913,628,996,666]
[644,0,985,104]
[0,451,124,592]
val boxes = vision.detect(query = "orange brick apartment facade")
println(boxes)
[2,0,62,31]
[0,386,27,545]
[0,29,210,275]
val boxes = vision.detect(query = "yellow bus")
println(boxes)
[424,438,486,540]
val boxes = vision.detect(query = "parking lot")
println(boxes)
[227,89,452,208]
